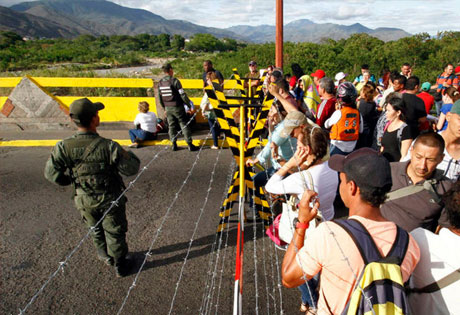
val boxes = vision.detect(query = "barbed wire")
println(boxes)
[249,170,260,315]
[248,142,285,314]
[18,110,200,315]
[168,123,225,314]
[269,106,377,314]
[200,159,236,315]
[116,122,212,314]
[209,205,232,315]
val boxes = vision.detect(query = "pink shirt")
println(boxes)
[296,215,420,314]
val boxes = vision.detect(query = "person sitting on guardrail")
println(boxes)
[129,101,158,148]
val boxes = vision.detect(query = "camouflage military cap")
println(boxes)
[69,98,104,123]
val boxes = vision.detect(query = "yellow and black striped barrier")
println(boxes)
[205,81,273,232]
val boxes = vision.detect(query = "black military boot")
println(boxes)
[188,143,199,151]
[172,141,178,151]
[115,256,134,278]
[97,248,114,266]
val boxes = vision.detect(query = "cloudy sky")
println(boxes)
[4,0,460,35]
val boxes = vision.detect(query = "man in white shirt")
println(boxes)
[439,100,460,181]
[408,181,460,314]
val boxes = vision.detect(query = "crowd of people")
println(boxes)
[44,59,459,313]
[227,61,459,314]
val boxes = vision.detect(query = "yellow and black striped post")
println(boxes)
[206,79,273,315]
[204,83,273,233]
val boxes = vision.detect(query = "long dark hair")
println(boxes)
[291,63,304,79]
[387,95,407,122]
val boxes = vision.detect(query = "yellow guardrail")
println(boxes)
[0,77,240,123]
[0,77,22,87]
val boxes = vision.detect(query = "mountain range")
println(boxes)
[1,0,411,43]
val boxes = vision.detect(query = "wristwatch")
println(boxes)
[293,217,309,230]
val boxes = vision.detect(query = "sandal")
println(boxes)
[300,303,317,314]
[300,302,309,312]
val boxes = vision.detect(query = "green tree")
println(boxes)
[171,34,185,51]
[157,34,171,49]
[185,33,223,52]
[0,31,24,49]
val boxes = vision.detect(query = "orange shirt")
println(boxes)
[296,216,420,314]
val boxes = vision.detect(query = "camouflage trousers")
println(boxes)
[77,198,128,260]
[165,106,193,145]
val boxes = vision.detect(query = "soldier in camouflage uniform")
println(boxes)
[44,98,140,277]
[158,63,198,151]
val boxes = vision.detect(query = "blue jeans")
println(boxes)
[208,117,221,147]
[249,167,277,210]
[253,166,277,189]
[435,100,443,116]
[129,129,157,143]
[330,144,348,156]
[298,274,319,307]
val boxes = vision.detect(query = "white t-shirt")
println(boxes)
[324,110,364,153]
[409,227,460,314]
[265,161,338,221]
[134,112,157,133]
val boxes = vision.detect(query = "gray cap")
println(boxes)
[280,111,311,138]
[69,98,104,123]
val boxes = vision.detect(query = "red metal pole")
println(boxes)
[276,0,283,69]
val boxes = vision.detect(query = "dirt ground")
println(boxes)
[1,136,307,314]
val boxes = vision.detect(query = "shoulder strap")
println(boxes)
[386,184,426,202]
[384,225,409,265]
[396,123,407,151]
[386,174,441,203]
[409,268,460,294]
[334,218,382,264]
[74,137,105,170]
[303,169,314,191]
[396,123,407,142]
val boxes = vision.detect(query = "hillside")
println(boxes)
[0,5,81,38]
[5,0,410,42]
[227,19,411,43]
[8,0,241,39]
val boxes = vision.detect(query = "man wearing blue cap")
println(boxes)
[44,98,140,277]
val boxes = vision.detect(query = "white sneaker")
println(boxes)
[211,145,218,150]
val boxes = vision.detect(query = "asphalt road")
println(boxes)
[1,131,306,314]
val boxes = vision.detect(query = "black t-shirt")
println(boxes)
[202,69,224,86]
[402,93,426,133]
[381,124,414,162]
[358,99,378,134]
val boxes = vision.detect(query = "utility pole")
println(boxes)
[276,0,283,69]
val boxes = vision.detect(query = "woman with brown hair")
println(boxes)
[265,124,338,313]
[128,101,158,148]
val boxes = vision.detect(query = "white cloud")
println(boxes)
[336,5,370,20]
[3,0,460,35]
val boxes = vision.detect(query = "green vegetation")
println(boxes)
[173,32,460,84]
[1,31,459,85]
